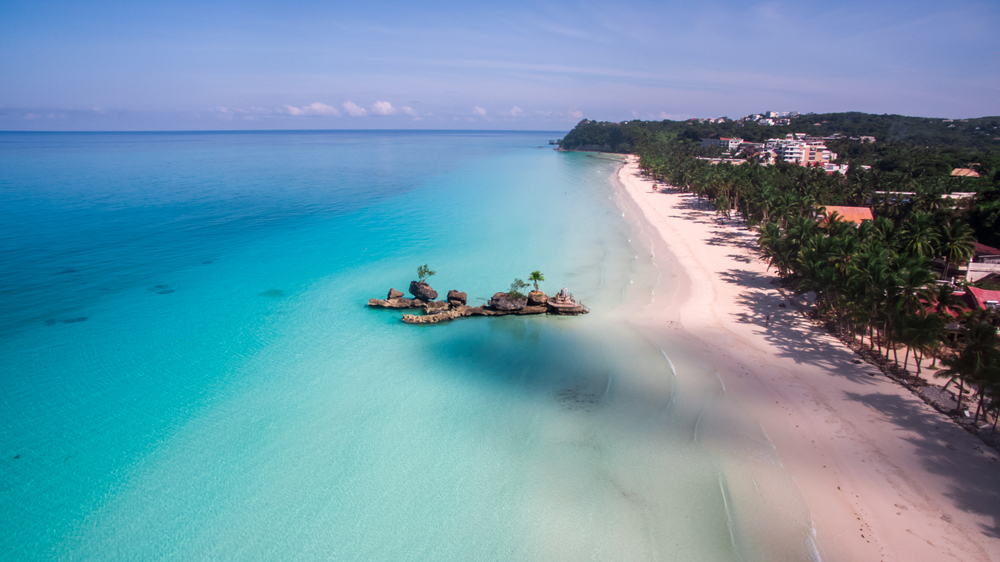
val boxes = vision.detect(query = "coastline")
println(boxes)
[612,155,1000,561]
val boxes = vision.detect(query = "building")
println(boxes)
[701,137,743,151]
[950,168,980,178]
[965,243,1000,282]
[962,287,1000,313]
[764,135,836,166]
[820,206,874,225]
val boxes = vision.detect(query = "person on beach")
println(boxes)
[766,314,770,327]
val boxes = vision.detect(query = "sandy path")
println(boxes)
[615,156,1000,562]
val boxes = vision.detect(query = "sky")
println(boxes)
[1,0,998,131]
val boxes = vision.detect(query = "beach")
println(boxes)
[614,155,1000,561]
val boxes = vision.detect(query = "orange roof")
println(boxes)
[950,168,980,177]
[822,206,874,225]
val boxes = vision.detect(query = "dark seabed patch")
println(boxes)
[156,289,175,294]
[149,284,174,294]
[259,289,285,298]
[57,268,77,275]
[45,319,57,325]
[202,260,213,264]
[61,317,88,324]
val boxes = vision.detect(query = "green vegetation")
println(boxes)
[560,112,1000,429]
[416,264,435,283]
[507,278,530,300]
[529,270,545,292]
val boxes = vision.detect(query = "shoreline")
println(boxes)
[612,155,1000,561]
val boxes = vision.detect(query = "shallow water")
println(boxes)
[1,131,816,560]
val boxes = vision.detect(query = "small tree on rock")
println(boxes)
[417,264,436,283]
[508,278,530,299]
[529,271,545,292]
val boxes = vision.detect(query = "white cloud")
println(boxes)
[308,102,340,116]
[343,101,367,117]
[92,107,104,114]
[401,106,417,116]
[371,100,396,115]
[568,109,583,119]
[283,102,340,116]
[509,106,523,116]
[473,106,487,117]
[218,106,229,113]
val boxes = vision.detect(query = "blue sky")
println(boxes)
[2,0,998,130]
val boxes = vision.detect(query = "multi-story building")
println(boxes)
[765,135,836,165]
[701,137,744,151]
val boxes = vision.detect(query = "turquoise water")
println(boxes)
[1,131,816,561]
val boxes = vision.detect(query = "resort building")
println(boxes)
[950,168,980,178]
[819,206,873,225]
[964,242,1000,282]
[701,137,744,151]
[764,136,837,166]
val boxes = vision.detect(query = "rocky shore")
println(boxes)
[367,282,587,324]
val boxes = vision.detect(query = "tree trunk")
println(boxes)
[956,379,966,412]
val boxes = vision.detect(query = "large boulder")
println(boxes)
[527,290,548,306]
[387,287,404,300]
[447,290,467,306]
[488,292,527,311]
[409,281,438,301]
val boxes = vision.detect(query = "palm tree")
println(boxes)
[898,311,945,379]
[528,271,545,292]
[901,212,940,259]
[936,221,977,280]
[936,322,1000,414]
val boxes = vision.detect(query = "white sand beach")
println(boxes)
[615,155,1000,562]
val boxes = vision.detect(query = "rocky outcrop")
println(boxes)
[424,301,451,315]
[409,281,438,301]
[374,284,587,324]
[527,290,548,306]
[368,297,424,309]
[488,292,527,311]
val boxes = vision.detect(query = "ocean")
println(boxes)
[0,131,817,561]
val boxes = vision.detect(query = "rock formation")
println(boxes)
[367,296,424,309]
[370,284,586,325]
[488,292,527,311]
[424,300,451,315]
[409,281,438,301]
[527,290,548,306]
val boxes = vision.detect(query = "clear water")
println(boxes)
[0,131,817,561]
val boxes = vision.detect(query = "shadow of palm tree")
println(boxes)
[844,390,1000,539]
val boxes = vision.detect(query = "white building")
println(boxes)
[701,137,744,151]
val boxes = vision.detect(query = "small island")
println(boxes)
[367,266,588,324]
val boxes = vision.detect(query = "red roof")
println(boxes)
[822,206,874,225]
[975,242,1000,256]
[964,287,1000,310]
